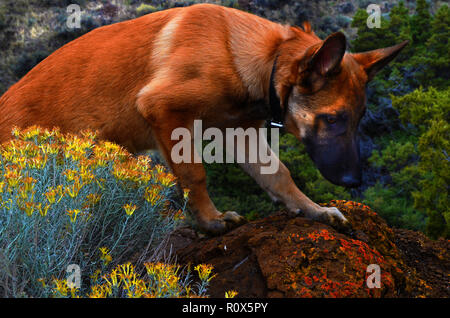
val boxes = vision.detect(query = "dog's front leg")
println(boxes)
[236,133,350,230]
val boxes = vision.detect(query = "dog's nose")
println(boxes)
[340,174,361,188]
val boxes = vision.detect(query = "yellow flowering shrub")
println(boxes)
[0,126,187,297]
[49,261,227,298]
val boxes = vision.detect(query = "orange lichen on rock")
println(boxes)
[175,200,448,298]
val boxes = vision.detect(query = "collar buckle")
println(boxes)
[269,121,284,128]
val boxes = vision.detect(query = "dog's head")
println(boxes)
[276,28,407,188]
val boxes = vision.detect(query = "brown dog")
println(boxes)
[0,4,407,234]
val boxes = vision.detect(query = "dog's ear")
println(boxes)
[309,32,347,76]
[352,40,409,81]
[295,32,346,93]
[302,21,313,34]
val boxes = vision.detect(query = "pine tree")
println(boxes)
[388,1,413,63]
[411,4,449,88]
[410,0,431,46]
[393,87,450,239]
[426,5,450,64]
[389,1,410,38]
[425,4,450,88]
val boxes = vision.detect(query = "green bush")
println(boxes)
[393,87,450,239]
[136,3,160,16]
[350,1,449,238]
[363,149,425,231]
[0,126,185,297]
[363,87,449,237]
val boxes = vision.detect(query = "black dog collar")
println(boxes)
[269,55,284,128]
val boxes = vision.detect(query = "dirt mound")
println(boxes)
[169,201,449,298]
[393,228,449,297]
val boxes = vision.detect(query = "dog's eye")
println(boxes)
[326,115,337,124]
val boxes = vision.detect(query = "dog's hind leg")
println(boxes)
[137,85,246,235]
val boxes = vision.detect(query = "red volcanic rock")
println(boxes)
[170,201,449,298]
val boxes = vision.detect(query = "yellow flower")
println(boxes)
[66,178,83,198]
[144,263,157,276]
[118,263,134,281]
[123,203,137,216]
[66,209,80,223]
[1,198,13,210]
[108,269,119,287]
[102,141,121,154]
[156,172,176,187]
[185,286,192,297]
[130,279,147,298]
[44,188,56,204]
[69,286,79,298]
[144,186,162,205]
[85,193,101,206]
[95,178,106,190]
[37,278,46,288]
[155,165,165,174]
[20,201,35,217]
[18,188,29,200]
[94,156,108,167]
[63,169,78,182]
[44,185,65,204]
[112,166,129,181]
[1,150,13,162]
[99,247,112,266]
[145,263,180,281]
[80,166,95,184]
[38,203,51,217]
[11,126,21,138]
[41,127,61,141]
[225,290,238,298]
[39,143,60,155]
[136,156,152,172]
[22,176,36,193]
[172,209,185,221]
[53,278,68,297]
[194,264,214,282]
[13,156,27,169]
[4,167,22,188]
[22,126,41,141]
[89,285,108,298]
[28,155,47,169]
[64,135,92,160]
[81,130,97,141]
[166,274,180,290]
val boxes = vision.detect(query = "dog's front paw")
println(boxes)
[316,206,351,232]
[200,211,247,236]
